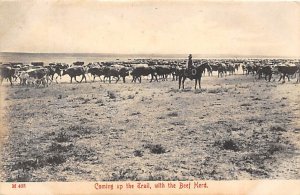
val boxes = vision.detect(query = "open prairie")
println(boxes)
[0,72,299,181]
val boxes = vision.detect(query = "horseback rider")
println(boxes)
[186,54,196,76]
[187,54,193,69]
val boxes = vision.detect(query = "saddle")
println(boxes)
[184,68,197,76]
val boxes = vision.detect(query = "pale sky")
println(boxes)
[0,1,299,57]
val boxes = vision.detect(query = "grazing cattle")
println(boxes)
[0,66,16,85]
[31,62,44,67]
[47,66,61,83]
[118,67,130,83]
[26,68,49,79]
[103,67,120,83]
[155,66,173,81]
[131,67,157,83]
[218,64,227,78]
[226,64,235,75]
[88,67,105,82]
[171,66,180,81]
[62,66,87,83]
[73,61,84,66]
[245,65,253,75]
[178,62,212,89]
[257,66,272,82]
[18,71,30,85]
[48,63,69,83]
[296,68,300,83]
[234,64,240,72]
[276,65,299,83]
[242,64,247,75]
[26,68,51,86]
[207,64,219,76]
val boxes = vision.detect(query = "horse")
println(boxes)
[178,62,212,89]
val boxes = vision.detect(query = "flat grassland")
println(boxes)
[0,74,299,181]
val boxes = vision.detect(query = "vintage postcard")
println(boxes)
[0,0,299,194]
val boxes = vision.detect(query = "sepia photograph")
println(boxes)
[0,0,299,194]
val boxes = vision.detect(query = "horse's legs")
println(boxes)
[8,77,13,86]
[198,78,201,89]
[195,79,197,89]
[70,77,73,83]
[81,74,86,83]
[182,77,186,89]
[116,76,120,83]
[178,76,181,89]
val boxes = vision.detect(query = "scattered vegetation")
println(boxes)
[167,111,178,117]
[144,144,166,154]
[214,139,240,152]
[107,91,116,99]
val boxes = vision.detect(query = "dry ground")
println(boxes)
[0,73,299,181]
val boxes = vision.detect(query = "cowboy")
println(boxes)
[187,54,193,69]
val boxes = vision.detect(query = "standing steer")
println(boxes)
[0,66,16,85]
[62,66,87,83]
[276,65,299,83]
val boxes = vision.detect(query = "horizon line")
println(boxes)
[1,51,300,59]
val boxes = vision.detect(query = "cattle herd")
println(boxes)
[0,58,300,89]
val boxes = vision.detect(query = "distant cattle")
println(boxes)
[62,66,87,83]
[73,61,84,66]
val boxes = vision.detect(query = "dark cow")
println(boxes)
[276,65,299,83]
[0,66,16,85]
[131,67,156,83]
[218,65,227,78]
[88,67,105,82]
[62,66,87,83]
[226,64,235,75]
[47,63,68,83]
[25,68,50,87]
[234,64,240,72]
[178,62,212,89]
[207,64,219,76]
[103,67,120,83]
[119,67,130,83]
[171,66,180,81]
[31,62,44,67]
[257,66,272,82]
[242,64,247,75]
[154,66,172,81]
[27,68,49,79]
[73,61,84,66]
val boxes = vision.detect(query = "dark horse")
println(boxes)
[178,62,211,89]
